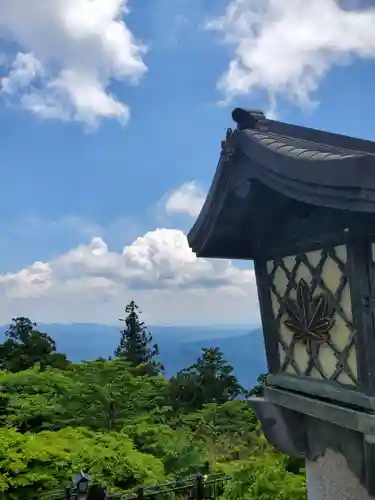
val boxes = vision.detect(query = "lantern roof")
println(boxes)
[187,108,375,260]
[72,471,91,486]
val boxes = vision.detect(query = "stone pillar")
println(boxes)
[249,394,375,500]
[306,450,375,500]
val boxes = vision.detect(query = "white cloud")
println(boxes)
[0,228,259,325]
[0,0,147,128]
[207,0,375,110]
[1,53,43,94]
[1,261,53,300]
[162,182,206,218]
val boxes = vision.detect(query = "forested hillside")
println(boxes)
[0,303,306,499]
[0,324,267,388]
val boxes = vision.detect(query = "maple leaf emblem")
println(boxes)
[283,279,334,345]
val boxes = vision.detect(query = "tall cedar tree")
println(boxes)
[169,347,245,411]
[0,317,69,372]
[115,301,162,375]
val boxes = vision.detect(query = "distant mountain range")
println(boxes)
[0,323,266,389]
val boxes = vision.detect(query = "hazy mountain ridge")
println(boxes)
[0,323,266,389]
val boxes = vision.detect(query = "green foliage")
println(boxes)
[115,301,163,375]
[182,401,261,463]
[0,313,307,499]
[0,367,82,431]
[249,374,267,397]
[124,421,206,477]
[0,427,164,497]
[0,359,168,432]
[0,317,69,373]
[221,454,306,500]
[68,359,168,429]
[169,348,246,411]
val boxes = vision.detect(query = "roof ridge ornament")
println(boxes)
[221,128,236,162]
[232,108,266,130]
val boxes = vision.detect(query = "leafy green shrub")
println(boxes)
[0,427,165,497]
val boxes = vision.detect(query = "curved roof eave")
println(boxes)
[187,154,234,256]
[188,109,375,259]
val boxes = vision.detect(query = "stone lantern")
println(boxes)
[188,108,375,499]
[72,471,92,500]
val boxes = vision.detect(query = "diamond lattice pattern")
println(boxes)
[266,245,358,386]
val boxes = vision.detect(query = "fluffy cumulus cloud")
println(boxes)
[207,0,375,110]
[0,228,258,325]
[162,182,206,218]
[0,0,147,127]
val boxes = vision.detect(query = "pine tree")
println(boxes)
[114,301,162,375]
[0,317,69,372]
[169,347,245,411]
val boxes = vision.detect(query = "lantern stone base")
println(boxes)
[249,389,375,496]
[267,373,375,411]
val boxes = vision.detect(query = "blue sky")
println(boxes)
[0,0,375,325]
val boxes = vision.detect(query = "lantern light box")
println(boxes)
[188,107,375,412]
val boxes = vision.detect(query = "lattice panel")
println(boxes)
[266,245,358,386]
